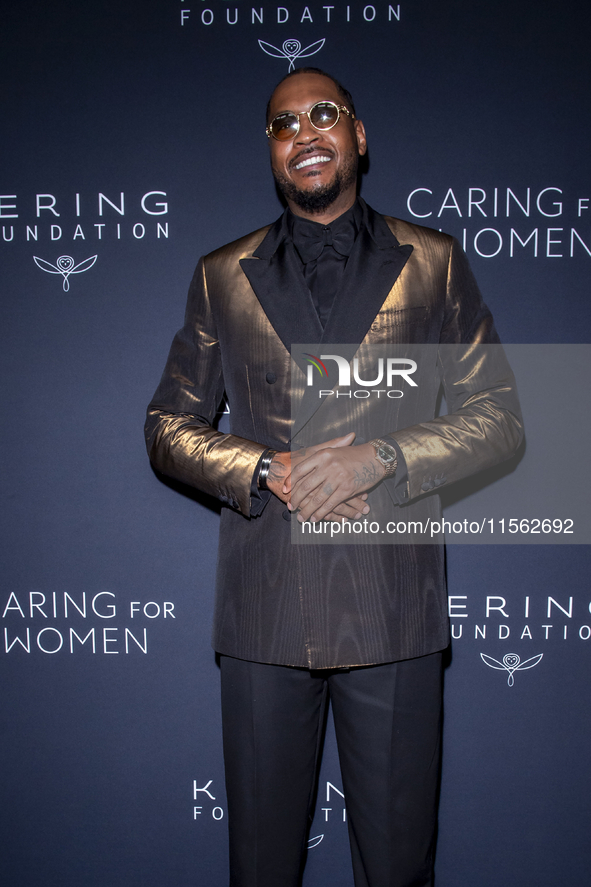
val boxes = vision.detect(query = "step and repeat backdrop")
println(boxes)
[2,1,590,885]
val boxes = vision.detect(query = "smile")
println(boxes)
[294,155,332,170]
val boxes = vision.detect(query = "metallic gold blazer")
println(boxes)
[146,201,522,669]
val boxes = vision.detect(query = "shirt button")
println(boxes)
[266,372,277,384]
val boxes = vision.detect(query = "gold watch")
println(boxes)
[369,439,398,478]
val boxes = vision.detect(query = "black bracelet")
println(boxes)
[258,449,277,490]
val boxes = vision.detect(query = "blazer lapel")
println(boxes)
[322,201,414,347]
[239,215,322,365]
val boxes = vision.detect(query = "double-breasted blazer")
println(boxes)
[145,200,522,669]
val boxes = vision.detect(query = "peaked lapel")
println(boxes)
[321,204,413,347]
[239,214,322,368]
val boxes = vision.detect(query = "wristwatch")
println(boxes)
[369,439,398,479]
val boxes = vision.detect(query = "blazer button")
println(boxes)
[421,481,434,492]
[282,509,291,521]
[266,372,277,384]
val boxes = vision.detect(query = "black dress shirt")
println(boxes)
[288,200,363,328]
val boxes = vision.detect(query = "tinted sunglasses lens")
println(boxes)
[310,102,339,129]
[271,112,300,140]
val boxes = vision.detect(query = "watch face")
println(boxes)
[377,444,397,465]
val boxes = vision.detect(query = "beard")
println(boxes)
[272,150,358,214]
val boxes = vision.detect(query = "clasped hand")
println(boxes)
[265,433,385,523]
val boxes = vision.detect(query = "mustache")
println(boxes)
[289,146,334,170]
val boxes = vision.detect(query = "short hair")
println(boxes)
[266,67,357,123]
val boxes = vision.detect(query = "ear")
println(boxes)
[354,119,367,156]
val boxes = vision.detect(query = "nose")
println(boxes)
[294,113,319,145]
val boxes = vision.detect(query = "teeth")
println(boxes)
[295,155,331,170]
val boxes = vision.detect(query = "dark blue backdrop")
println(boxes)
[2,1,590,884]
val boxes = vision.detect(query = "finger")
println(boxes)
[287,433,355,490]
[323,512,351,523]
[290,462,355,514]
[291,434,354,464]
[288,453,323,490]
[289,473,327,513]
[300,433,355,454]
[302,508,357,523]
[289,459,327,503]
[295,489,366,522]
[331,502,363,520]
[297,484,355,523]
[327,432,356,448]
[304,480,370,522]
[343,496,371,517]
[292,476,371,521]
[291,476,334,520]
[290,451,361,514]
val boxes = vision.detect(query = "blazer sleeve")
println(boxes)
[144,257,267,517]
[390,238,524,501]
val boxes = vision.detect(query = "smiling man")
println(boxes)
[146,69,522,887]
[268,74,365,218]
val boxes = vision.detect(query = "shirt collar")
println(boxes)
[288,199,363,263]
[252,197,401,260]
[286,197,363,241]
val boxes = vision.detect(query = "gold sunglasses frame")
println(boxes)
[266,101,355,140]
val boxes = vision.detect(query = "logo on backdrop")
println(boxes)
[405,186,590,260]
[193,778,346,841]
[33,254,97,291]
[480,652,543,686]
[3,591,176,657]
[180,5,402,29]
[449,593,591,642]
[1,190,170,247]
[258,37,325,71]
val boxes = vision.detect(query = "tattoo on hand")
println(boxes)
[267,461,287,483]
[353,462,381,488]
[323,482,334,496]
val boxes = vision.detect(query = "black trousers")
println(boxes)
[220,651,443,887]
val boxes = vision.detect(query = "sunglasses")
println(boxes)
[266,101,355,141]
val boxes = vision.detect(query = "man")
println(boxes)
[146,68,522,887]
